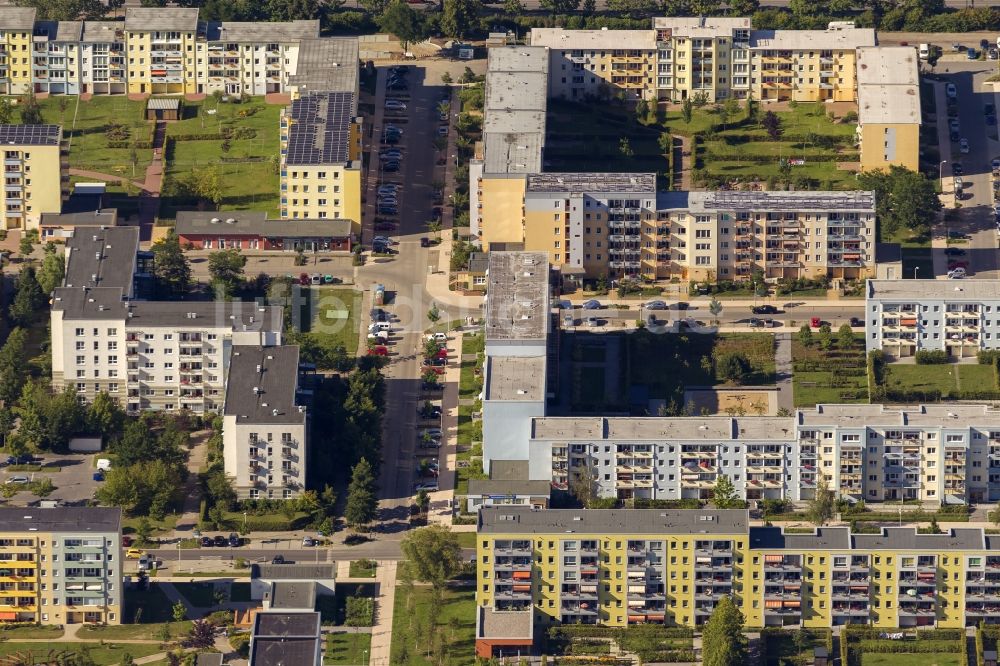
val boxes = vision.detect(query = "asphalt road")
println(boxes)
[934,60,1000,279]
[148,544,474,563]
[492,0,981,9]
[564,301,865,328]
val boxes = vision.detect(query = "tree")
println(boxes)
[797,323,813,347]
[135,517,153,546]
[15,382,83,452]
[503,0,524,12]
[0,408,13,448]
[569,467,596,506]
[400,525,462,591]
[721,97,741,130]
[151,232,192,298]
[86,392,125,437]
[837,323,855,351]
[989,502,1000,527]
[379,1,428,51]
[345,458,378,528]
[717,353,751,385]
[441,0,480,38]
[762,110,782,140]
[807,475,835,526]
[702,596,747,666]
[13,0,106,20]
[186,620,215,649]
[858,166,941,241]
[172,601,187,623]
[817,323,833,351]
[708,297,723,324]
[727,0,759,12]
[744,93,758,122]
[208,248,246,297]
[17,94,43,125]
[36,245,65,294]
[0,328,27,406]
[711,475,740,509]
[681,97,693,124]
[618,137,634,158]
[427,303,441,322]
[658,132,673,156]
[415,488,430,512]
[18,233,36,263]
[0,98,13,126]
[539,0,579,12]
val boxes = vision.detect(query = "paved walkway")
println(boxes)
[68,167,146,193]
[138,120,167,238]
[774,333,793,413]
[369,560,397,666]
[172,429,211,536]
[159,580,209,620]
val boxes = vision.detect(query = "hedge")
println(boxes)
[857,640,962,654]
[169,132,225,142]
[106,140,154,149]
[915,349,950,364]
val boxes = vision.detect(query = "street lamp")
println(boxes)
[939,160,947,184]
[914,266,920,280]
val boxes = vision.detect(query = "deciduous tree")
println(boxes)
[151,232,192,298]
[702,596,747,666]
[379,1,428,51]
[208,248,246,297]
[711,475,740,509]
[807,475,836,526]
[400,525,462,591]
[0,328,27,406]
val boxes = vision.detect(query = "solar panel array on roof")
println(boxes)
[0,125,60,146]
[284,92,354,166]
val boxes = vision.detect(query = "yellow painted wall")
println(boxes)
[859,123,920,173]
[479,176,526,250]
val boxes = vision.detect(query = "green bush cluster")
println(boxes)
[915,350,950,364]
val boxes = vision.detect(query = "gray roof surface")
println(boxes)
[251,612,321,666]
[176,211,353,238]
[484,355,546,401]
[749,27,876,50]
[50,287,127,320]
[253,612,321,637]
[0,124,60,146]
[485,252,549,342]
[36,21,83,42]
[223,345,305,425]
[268,581,316,610]
[798,403,1000,429]
[852,527,985,551]
[478,507,749,535]
[750,526,851,550]
[531,416,794,442]
[147,98,180,111]
[40,209,118,228]
[526,173,656,194]
[482,46,547,175]
[467,478,551,497]
[684,190,876,213]
[126,301,283,331]
[489,460,530,480]
[530,27,657,50]
[124,7,199,32]
[195,655,223,666]
[868,279,1000,301]
[206,20,318,43]
[478,607,534,640]
[0,507,120,533]
[0,7,37,31]
[81,21,124,43]
[287,38,359,96]
[63,226,140,296]
[251,563,336,580]
[284,92,356,166]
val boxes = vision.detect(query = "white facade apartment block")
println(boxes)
[866,280,1000,359]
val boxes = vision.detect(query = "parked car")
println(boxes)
[271,554,286,564]
[945,247,966,256]
[960,138,970,154]
[968,47,978,60]
[122,536,134,547]
[811,317,822,328]
[228,533,241,547]
[384,100,407,111]
[415,482,439,492]
[946,82,957,98]
[420,428,443,439]
[949,118,961,133]
[126,548,144,559]
[6,476,28,484]
[952,162,963,175]
[437,125,449,136]
[751,305,780,315]
[420,237,431,247]
[368,345,389,357]
[850,317,863,327]
[582,299,602,310]
[200,536,213,547]
[213,535,227,547]
[302,537,316,547]
[644,300,668,310]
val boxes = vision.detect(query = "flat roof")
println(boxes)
[284,92,356,166]
[127,301,283,331]
[485,252,549,342]
[224,345,305,426]
[50,287,127,320]
[0,8,37,31]
[195,655,223,666]
[686,190,876,213]
[652,16,752,34]
[857,48,921,125]
[867,279,1000,301]
[852,527,985,551]
[124,8,199,32]
[531,416,795,442]
[206,20,319,43]
[484,355,546,401]
[82,21,124,43]
[0,125,60,146]
[799,403,1000,429]
[176,211,352,238]
[0,507,120,533]
[482,47,547,175]
[63,226,140,296]
[530,27,657,50]
[479,507,749,535]
[251,563,336,580]
[287,38,359,96]
[749,27,876,50]
[268,581,316,610]
[40,209,118,228]
[750,526,851,550]
[856,47,920,87]
[467,477,551,497]
[526,172,656,194]
[478,607,534,640]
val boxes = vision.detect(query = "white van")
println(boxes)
[919,43,929,60]
[96,458,112,471]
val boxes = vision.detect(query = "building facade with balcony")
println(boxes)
[651,17,752,103]
[0,124,65,231]
[0,508,121,626]
[476,506,1000,644]
[865,280,1000,359]
[0,8,39,95]
[222,345,308,500]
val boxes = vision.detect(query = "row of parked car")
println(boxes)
[414,333,449,493]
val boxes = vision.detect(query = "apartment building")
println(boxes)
[124,8,200,95]
[866,280,1000,359]
[0,7,38,95]
[855,47,921,173]
[0,124,65,231]
[747,27,874,102]
[530,28,658,102]
[222,345,308,499]
[0,507,121,626]
[80,22,126,95]
[652,17,752,102]
[201,20,318,96]
[49,226,284,413]
[30,21,83,95]
[279,91,362,230]
[476,506,1000,645]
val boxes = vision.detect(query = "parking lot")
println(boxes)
[0,453,102,505]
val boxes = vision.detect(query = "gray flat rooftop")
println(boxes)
[254,611,321,636]
[176,211,352,238]
[530,27,657,50]
[0,7,37,31]
[487,46,549,73]
[50,287,127,320]
[224,345,305,426]
[750,526,851,550]
[82,21,124,43]
[0,124,60,146]
[478,607,534,640]
[856,47,920,87]
[749,27,876,50]
[40,209,118,228]
[857,49,921,125]
[485,252,549,342]
[652,16,752,34]
[251,611,321,666]
[689,190,876,213]
[852,527,985,551]
[195,655,223,666]
[0,507,120,533]
[482,47,547,175]
[63,226,140,296]
[798,403,1000,429]
[484,356,546,401]
[124,7,199,32]
[479,507,749,535]
[867,279,1000,301]
[206,20,319,43]
[252,563,336,580]
[126,301,283,332]
[526,172,656,193]
[467,478,551,497]
[284,92,356,166]
[531,416,795,442]
[268,581,316,610]
[287,38,359,96]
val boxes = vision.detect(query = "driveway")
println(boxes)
[0,453,101,505]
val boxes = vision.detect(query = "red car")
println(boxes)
[811,317,822,328]
[435,348,449,360]
[299,273,310,286]
[122,536,133,547]
[427,366,446,375]
[368,345,389,356]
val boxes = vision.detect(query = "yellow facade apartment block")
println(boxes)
[0,7,37,95]
[124,7,200,95]
[856,47,921,173]
[0,125,65,231]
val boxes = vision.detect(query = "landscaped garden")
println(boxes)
[792,332,868,407]
[302,287,363,357]
[841,626,966,666]
[389,584,476,666]
[544,625,695,663]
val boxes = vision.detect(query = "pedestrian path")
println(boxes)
[368,560,397,666]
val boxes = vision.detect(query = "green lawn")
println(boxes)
[78,620,192,641]
[792,337,869,407]
[459,360,480,398]
[456,404,481,448]
[122,514,179,538]
[349,560,377,578]
[122,584,178,624]
[326,632,371,665]
[959,363,995,388]
[36,96,154,175]
[161,97,282,219]
[0,625,63,639]
[306,287,362,356]
[885,363,960,396]
[461,333,484,355]
[172,582,219,608]
[390,584,476,665]
[861,654,961,666]
[0,642,165,664]
[454,532,477,548]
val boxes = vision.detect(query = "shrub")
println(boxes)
[915,349,949,364]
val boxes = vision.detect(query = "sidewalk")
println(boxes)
[424,236,486,312]
[369,560,397,666]
[428,331,461,525]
